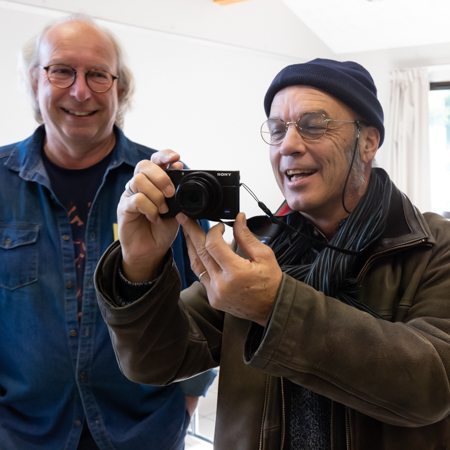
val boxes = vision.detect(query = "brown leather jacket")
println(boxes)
[96,183,450,450]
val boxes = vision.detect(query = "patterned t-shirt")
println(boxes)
[43,150,112,323]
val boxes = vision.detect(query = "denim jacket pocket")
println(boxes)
[0,225,39,290]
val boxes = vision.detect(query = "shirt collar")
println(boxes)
[4,125,141,182]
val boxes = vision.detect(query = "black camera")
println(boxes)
[161,169,240,221]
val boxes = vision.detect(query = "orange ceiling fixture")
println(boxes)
[214,0,250,4]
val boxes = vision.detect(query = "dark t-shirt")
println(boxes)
[42,150,112,322]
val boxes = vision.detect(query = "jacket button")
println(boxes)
[62,235,70,241]
[4,238,11,247]
[70,329,77,337]
[79,372,86,380]
[75,420,82,426]
[66,282,74,289]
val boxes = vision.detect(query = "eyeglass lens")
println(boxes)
[261,112,328,144]
[46,64,114,93]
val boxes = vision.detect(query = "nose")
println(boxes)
[69,73,91,102]
[278,122,307,157]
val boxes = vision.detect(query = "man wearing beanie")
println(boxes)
[95,58,450,449]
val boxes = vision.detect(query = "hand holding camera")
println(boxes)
[117,150,241,284]
[118,151,184,283]
[117,152,279,324]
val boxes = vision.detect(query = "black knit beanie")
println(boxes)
[264,59,385,146]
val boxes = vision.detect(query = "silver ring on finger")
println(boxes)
[198,270,208,283]
[125,180,135,196]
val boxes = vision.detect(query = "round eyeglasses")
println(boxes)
[38,64,119,93]
[260,112,363,145]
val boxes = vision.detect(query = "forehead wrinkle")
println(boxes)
[270,86,356,122]
[39,22,118,73]
[271,92,330,122]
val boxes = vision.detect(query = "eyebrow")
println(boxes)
[44,61,113,72]
[90,64,113,72]
[310,109,327,115]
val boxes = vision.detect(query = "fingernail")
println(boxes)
[176,212,187,224]
[164,186,175,197]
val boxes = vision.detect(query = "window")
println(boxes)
[429,82,450,218]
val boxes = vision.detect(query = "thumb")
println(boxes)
[232,212,264,260]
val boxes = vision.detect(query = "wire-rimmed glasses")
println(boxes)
[261,112,363,145]
[38,64,119,93]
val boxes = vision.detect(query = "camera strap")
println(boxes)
[233,183,362,256]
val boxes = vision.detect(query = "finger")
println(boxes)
[179,214,239,276]
[119,190,163,224]
[232,212,269,262]
[150,149,184,171]
[167,161,184,170]
[198,270,208,284]
[204,221,234,263]
[134,161,175,200]
[150,150,181,169]
[177,214,221,276]
[124,180,135,197]
[183,230,207,278]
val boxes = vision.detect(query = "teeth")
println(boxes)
[287,169,315,176]
[66,109,92,116]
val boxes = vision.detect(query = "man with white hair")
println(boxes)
[0,14,214,450]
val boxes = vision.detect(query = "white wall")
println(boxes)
[3,0,450,237]
[0,1,333,242]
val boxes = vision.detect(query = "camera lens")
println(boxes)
[175,173,223,218]
[185,191,201,206]
[179,183,207,208]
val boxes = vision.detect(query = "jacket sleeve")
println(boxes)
[95,240,223,386]
[244,213,450,428]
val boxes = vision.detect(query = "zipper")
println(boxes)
[258,376,286,450]
[280,377,286,450]
[345,406,350,450]
[330,400,335,450]
[259,375,270,450]
[357,239,427,281]
[331,401,351,450]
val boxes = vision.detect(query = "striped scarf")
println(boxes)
[270,168,392,450]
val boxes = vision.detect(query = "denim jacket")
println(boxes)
[0,126,212,449]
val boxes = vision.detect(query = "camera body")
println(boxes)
[161,169,240,221]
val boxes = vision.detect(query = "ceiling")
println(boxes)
[281,0,450,53]
[2,0,450,57]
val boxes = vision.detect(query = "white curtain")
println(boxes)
[385,68,431,213]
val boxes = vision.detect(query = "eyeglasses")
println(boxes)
[38,64,119,93]
[260,112,363,145]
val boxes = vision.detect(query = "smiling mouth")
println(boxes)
[63,108,96,117]
[286,169,317,181]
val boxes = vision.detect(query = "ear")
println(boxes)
[360,125,379,164]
